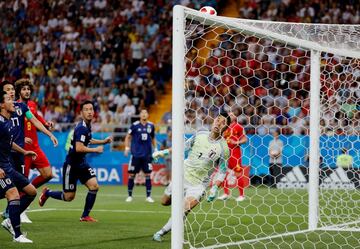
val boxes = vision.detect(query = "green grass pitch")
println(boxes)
[0,185,358,248]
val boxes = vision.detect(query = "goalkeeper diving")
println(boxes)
[152,112,231,242]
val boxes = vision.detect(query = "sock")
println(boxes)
[128,176,134,197]
[237,175,245,197]
[47,190,65,201]
[82,190,98,217]
[19,195,36,214]
[157,211,190,236]
[31,175,50,188]
[158,217,172,236]
[145,176,152,197]
[8,199,21,238]
[223,179,230,195]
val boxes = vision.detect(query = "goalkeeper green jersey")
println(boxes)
[184,131,230,185]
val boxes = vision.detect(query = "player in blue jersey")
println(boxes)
[0,90,38,243]
[124,109,157,203]
[1,80,58,173]
[1,80,58,223]
[38,101,112,222]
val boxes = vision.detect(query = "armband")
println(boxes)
[25,110,33,119]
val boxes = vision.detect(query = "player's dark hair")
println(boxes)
[220,111,231,126]
[80,100,94,110]
[0,91,6,104]
[0,80,14,91]
[14,78,34,96]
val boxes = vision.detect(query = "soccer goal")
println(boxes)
[172,5,360,249]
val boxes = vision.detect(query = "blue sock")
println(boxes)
[82,190,98,217]
[8,199,21,238]
[47,190,64,201]
[145,176,152,197]
[19,195,35,214]
[128,177,134,197]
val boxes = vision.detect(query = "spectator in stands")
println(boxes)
[44,103,59,123]
[130,36,145,70]
[100,58,115,87]
[113,89,129,111]
[336,148,353,169]
[123,99,136,123]
[136,60,150,79]
[268,129,283,186]
[69,78,81,99]
[75,87,91,107]
[99,103,114,123]
[128,73,143,88]
[101,113,115,132]
[144,76,157,107]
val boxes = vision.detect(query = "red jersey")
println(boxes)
[24,100,47,149]
[223,122,245,150]
[223,122,246,170]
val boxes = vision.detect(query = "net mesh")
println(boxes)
[180,8,360,249]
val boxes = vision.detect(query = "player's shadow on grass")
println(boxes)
[50,234,156,249]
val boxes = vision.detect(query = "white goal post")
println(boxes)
[172,5,360,249]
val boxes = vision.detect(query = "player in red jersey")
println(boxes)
[15,79,54,188]
[218,111,249,201]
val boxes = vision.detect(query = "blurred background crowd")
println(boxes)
[0,0,359,138]
[239,0,360,24]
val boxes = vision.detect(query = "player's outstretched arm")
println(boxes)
[90,136,113,145]
[152,148,172,161]
[29,114,58,147]
[12,142,37,159]
[76,142,103,153]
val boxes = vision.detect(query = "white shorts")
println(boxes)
[164,180,205,201]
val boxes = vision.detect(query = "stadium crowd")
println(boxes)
[184,0,360,136]
[239,0,360,24]
[0,0,358,135]
[0,0,220,131]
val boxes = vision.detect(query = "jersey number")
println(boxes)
[198,152,203,159]
[141,133,148,141]
[11,117,19,127]
[88,168,96,176]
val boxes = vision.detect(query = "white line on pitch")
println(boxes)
[27,208,170,214]
[25,208,309,219]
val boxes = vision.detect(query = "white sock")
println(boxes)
[159,217,172,235]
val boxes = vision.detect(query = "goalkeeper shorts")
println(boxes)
[164,180,205,201]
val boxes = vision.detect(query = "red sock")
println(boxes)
[31,175,50,188]
[237,176,245,197]
[224,179,230,195]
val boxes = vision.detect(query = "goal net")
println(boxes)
[172,5,360,249]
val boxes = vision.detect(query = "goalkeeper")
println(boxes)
[152,112,230,242]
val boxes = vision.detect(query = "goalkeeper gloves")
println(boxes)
[207,185,219,202]
[152,149,170,162]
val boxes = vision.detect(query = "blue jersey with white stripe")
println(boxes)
[128,121,155,158]
[10,102,29,148]
[0,115,14,167]
[66,120,92,166]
